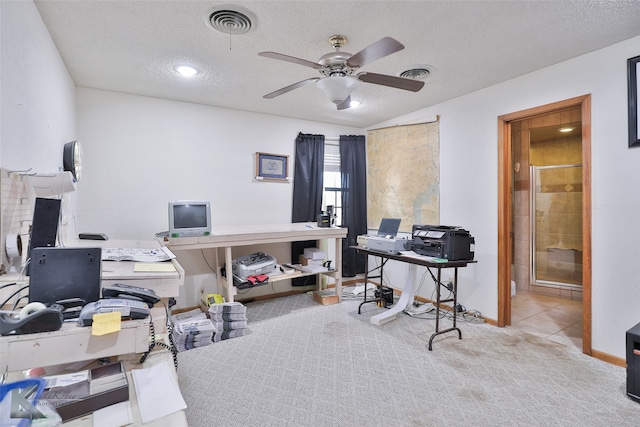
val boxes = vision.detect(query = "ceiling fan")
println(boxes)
[258,35,425,110]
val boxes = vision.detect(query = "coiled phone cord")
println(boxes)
[139,315,178,370]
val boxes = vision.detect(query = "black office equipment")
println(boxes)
[28,247,102,318]
[626,322,640,402]
[411,225,475,261]
[26,197,61,274]
[102,283,160,307]
[79,232,109,240]
[0,304,64,336]
[29,198,61,249]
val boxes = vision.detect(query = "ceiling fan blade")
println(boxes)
[346,37,405,68]
[336,96,352,110]
[263,78,320,99]
[258,51,323,70]
[357,72,425,92]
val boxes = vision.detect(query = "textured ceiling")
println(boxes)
[34,0,640,128]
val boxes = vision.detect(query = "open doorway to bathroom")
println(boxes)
[497,95,592,356]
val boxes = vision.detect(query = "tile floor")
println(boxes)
[510,291,583,351]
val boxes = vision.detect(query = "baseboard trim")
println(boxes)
[591,349,625,368]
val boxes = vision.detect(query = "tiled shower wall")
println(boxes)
[511,107,583,300]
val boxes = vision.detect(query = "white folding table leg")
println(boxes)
[370,264,417,325]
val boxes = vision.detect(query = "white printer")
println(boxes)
[232,252,277,279]
[364,218,410,255]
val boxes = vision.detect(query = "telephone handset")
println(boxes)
[78,298,150,326]
[101,283,160,307]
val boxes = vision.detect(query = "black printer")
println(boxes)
[411,225,475,261]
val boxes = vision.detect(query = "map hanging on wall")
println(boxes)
[367,121,440,233]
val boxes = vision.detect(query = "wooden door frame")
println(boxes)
[497,94,592,355]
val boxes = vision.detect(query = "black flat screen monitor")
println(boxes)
[28,197,61,250]
[26,197,62,275]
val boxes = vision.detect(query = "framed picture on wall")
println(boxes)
[256,152,289,181]
[628,55,640,148]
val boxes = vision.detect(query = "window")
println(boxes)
[323,142,342,226]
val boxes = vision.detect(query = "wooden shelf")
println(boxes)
[165,223,347,303]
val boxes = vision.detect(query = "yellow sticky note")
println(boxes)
[134,262,176,272]
[91,311,122,336]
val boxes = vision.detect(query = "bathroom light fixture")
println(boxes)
[175,65,198,77]
[316,76,358,105]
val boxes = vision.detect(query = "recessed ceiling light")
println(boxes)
[175,65,198,77]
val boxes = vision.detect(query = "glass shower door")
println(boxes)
[530,164,583,288]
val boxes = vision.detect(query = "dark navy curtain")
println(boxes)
[340,135,367,277]
[291,132,325,285]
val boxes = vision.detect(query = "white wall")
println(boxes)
[373,35,640,359]
[0,0,76,172]
[0,1,78,267]
[75,89,361,239]
[75,88,362,306]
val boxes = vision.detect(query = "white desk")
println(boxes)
[1,239,187,426]
[164,223,347,302]
[70,239,185,298]
[0,239,184,372]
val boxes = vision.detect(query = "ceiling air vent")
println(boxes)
[207,8,256,35]
[399,65,434,80]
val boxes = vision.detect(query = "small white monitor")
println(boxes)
[168,201,211,237]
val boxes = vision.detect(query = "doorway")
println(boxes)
[497,95,592,355]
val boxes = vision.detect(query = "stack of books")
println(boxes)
[208,302,248,342]
[171,308,215,351]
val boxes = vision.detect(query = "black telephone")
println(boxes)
[101,283,160,307]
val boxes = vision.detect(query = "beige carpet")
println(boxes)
[177,292,639,426]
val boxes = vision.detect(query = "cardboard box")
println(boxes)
[304,248,326,260]
[40,361,129,422]
[299,255,324,266]
[313,290,339,305]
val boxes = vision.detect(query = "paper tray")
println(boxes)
[40,361,129,422]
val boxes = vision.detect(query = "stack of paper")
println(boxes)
[131,362,186,424]
[208,302,248,342]
[171,309,215,352]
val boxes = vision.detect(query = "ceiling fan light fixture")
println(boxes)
[316,76,358,104]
